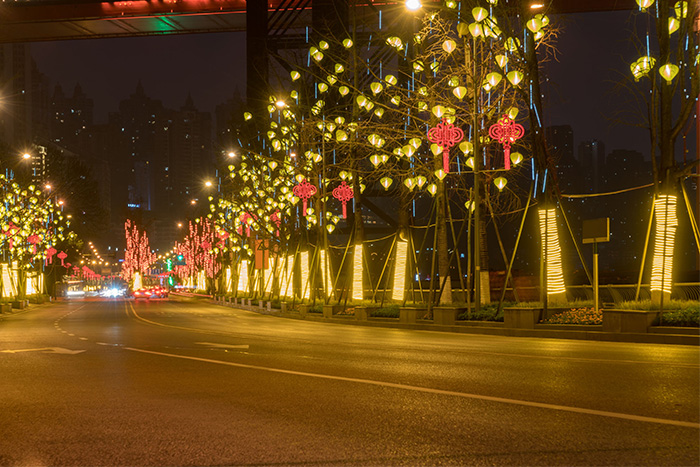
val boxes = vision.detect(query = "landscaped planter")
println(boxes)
[11,300,27,309]
[400,307,426,324]
[433,307,466,326]
[323,304,344,318]
[504,307,542,329]
[603,309,659,333]
[354,306,369,321]
[280,302,289,313]
[0,303,11,313]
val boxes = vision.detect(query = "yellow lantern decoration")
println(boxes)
[465,157,475,169]
[290,70,301,81]
[380,177,393,190]
[469,23,483,38]
[335,63,345,74]
[486,72,502,87]
[404,178,416,190]
[431,105,445,118]
[369,155,382,167]
[494,176,507,191]
[336,130,348,142]
[319,40,329,50]
[465,200,475,212]
[442,39,457,53]
[674,1,688,17]
[453,86,467,100]
[448,76,460,87]
[430,143,443,156]
[387,36,403,49]
[659,63,679,83]
[456,22,470,37]
[356,95,368,107]
[510,152,523,166]
[371,82,384,95]
[339,86,350,96]
[390,95,401,106]
[507,70,524,86]
[343,38,353,48]
[459,141,473,154]
[505,37,519,52]
[409,138,422,149]
[635,0,655,10]
[374,108,384,118]
[434,169,446,181]
[427,183,437,196]
[415,175,427,188]
[507,107,519,120]
[495,54,508,68]
[472,6,488,21]
[318,82,328,93]
[668,17,680,34]
[526,18,543,33]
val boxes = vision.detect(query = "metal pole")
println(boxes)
[593,242,599,312]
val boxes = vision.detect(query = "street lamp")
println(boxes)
[227,151,236,158]
[405,0,422,10]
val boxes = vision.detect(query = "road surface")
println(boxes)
[0,297,698,466]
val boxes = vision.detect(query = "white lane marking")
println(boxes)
[125,347,699,429]
[195,342,249,350]
[78,337,88,341]
[1,347,85,355]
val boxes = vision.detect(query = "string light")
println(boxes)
[300,251,310,299]
[538,208,566,295]
[651,195,677,294]
[391,240,408,301]
[352,244,363,301]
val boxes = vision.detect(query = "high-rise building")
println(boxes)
[578,139,605,192]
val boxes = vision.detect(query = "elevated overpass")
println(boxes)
[0,0,636,44]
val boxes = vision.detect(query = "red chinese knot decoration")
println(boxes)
[332,181,354,219]
[488,115,524,170]
[427,117,464,173]
[292,179,317,216]
[57,251,67,267]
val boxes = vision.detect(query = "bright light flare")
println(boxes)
[405,0,422,10]
[300,251,310,299]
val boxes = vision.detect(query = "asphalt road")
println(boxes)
[0,297,698,466]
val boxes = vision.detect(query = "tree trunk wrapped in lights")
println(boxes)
[650,194,678,303]
[538,207,567,304]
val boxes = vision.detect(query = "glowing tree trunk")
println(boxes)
[650,194,678,304]
[538,207,567,305]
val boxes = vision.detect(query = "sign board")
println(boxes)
[582,217,610,244]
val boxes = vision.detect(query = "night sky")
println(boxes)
[30,10,693,163]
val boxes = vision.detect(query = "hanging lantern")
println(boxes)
[427,183,437,196]
[452,86,467,100]
[506,70,524,86]
[380,177,393,190]
[427,117,465,173]
[494,176,507,191]
[486,72,502,87]
[326,224,336,234]
[659,63,679,83]
[442,39,457,53]
[343,38,353,48]
[668,17,680,34]
[369,155,382,167]
[290,70,301,81]
[472,6,488,21]
[371,82,384,95]
[465,200,475,212]
[292,180,317,216]
[526,18,543,33]
[404,178,416,191]
[465,156,475,169]
[488,114,525,170]
[332,181,354,219]
[434,169,446,181]
[431,105,446,118]
[635,0,655,10]
[415,175,427,188]
[469,23,483,37]
[495,54,508,68]
[510,152,524,166]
